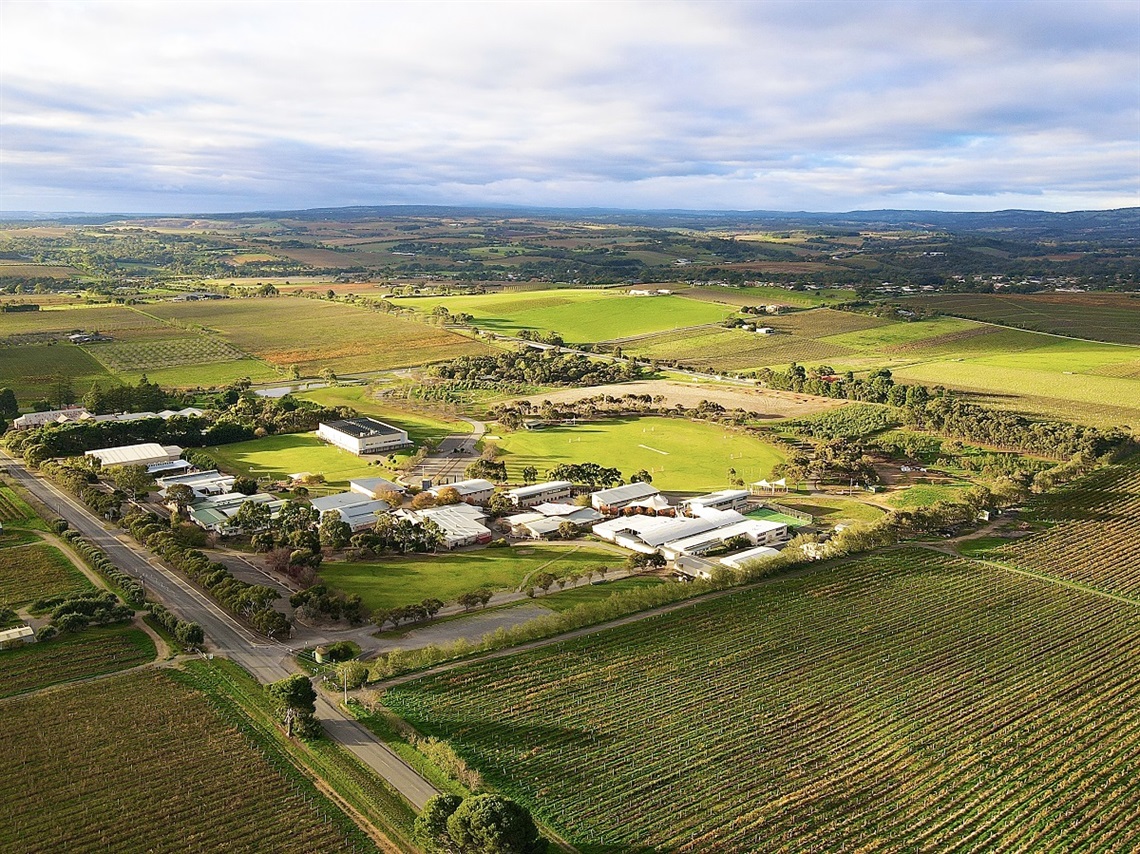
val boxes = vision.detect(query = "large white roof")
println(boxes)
[85,443,182,466]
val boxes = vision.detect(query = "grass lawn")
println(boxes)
[885,483,969,508]
[391,289,734,342]
[120,357,280,388]
[495,416,785,492]
[295,385,469,441]
[207,432,389,487]
[745,507,812,527]
[320,543,620,610]
[770,495,888,525]
[538,576,663,612]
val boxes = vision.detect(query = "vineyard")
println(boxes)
[0,482,40,526]
[623,326,855,372]
[385,548,1140,852]
[0,626,155,698]
[0,542,94,608]
[0,668,375,852]
[990,456,1140,597]
[88,335,249,371]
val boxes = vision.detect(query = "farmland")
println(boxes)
[0,541,94,607]
[986,456,1140,597]
[0,668,373,851]
[0,626,156,698]
[0,343,116,402]
[147,296,490,373]
[295,384,470,441]
[321,542,619,611]
[495,416,785,491]
[390,288,735,342]
[905,292,1140,345]
[385,548,1140,852]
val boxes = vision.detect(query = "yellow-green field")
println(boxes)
[496,416,785,491]
[206,433,391,487]
[391,288,734,342]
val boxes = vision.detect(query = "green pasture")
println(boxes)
[495,416,785,491]
[390,289,734,342]
[625,326,855,372]
[206,433,388,487]
[885,483,969,508]
[0,343,117,404]
[679,284,858,308]
[119,358,280,388]
[820,316,980,350]
[761,495,886,525]
[321,543,619,610]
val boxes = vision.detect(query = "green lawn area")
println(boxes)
[538,576,663,612]
[120,358,280,388]
[206,433,386,487]
[495,416,785,492]
[769,494,888,525]
[391,289,734,342]
[885,483,969,509]
[295,386,469,441]
[745,507,812,528]
[320,543,621,610]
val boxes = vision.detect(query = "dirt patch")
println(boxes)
[511,380,846,418]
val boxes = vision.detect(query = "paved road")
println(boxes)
[0,450,439,811]
[413,416,486,485]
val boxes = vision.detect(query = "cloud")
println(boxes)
[1,0,1137,212]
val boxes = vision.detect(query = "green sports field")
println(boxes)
[496,416,785,491]
[207,432,389,486]
[391,288,734,342]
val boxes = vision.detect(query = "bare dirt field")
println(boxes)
[511,380,846,418]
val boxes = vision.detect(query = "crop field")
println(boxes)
[147,297,490,373]
[206,432,388,487]
[386,548,1140,852]
[87,335,248,371]
[0,626,156,699]
[679,284,858,308]
[391,289,734,342]
[905,292,1140,345]
[119,357,281,388]
[496,416,785,491]
[0,668,371,851]
[321,543,619,611]
[0,304,168,339]
[0,343,117,402]
[0,262,80,279]
[0,542,94,607]
[0,482,45,528]
[768,307,889,338]
[623,326,855,371]
[988,457,1140,597]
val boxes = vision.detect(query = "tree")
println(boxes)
[234,499,272,533]
[434,486,462,506]
[411,491,438,510]
[446,794,547,854]
[465,459,507,482]
[266,674,318,738]
[319,513,352,549]
[521,465,538,484]
[231,476,258,495]
[629,469,653,484]
[557,521,579,540]
[0,387,18,421]
[415,794,464,853]
[115,465,154,500]
[165,483,195,513]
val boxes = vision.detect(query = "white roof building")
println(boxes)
[402,502,492,549]
[158,469,235,498]
[505,502,603,539]
[0,625,35,645]
[660,519,788,561]
[506,480,573,507]
[317,417,412,455]
[683,489,750,514]
[719,546,781,569]
[85,443,184,468]
[591,482,661,511]
[12,407,89,430]
[310,491,390,531]
[350,476,407,499]
[429,478,495,505]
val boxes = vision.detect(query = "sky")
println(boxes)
[1,0,1138,214]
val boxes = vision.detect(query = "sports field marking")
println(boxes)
[638,444,669,455]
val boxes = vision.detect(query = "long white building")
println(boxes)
[507,480,573,508]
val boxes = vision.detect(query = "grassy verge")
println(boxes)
[181,657,420,851]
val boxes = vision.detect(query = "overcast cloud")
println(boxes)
[1,0,1137,213]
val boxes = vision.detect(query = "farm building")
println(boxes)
[350,476,407,499]
[400,503,492,549]
[85,443,184,468]
[310,492,389,531]
[660,519,788,561]
[316,417,412,455]
[756,327,775,335]
[145,459,193,477]
[0,625,36,646]
[507,480,573,508]
[429,478,495,505]
[673,555,717,581]
[719,545,781,569]
[682,489,750,514]
[591,482,661,513]
[505,503,604,539]
[157,469,235,499]
[12,406,89,430]
[188,492,285,535]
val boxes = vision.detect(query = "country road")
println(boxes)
[0,450,439,811]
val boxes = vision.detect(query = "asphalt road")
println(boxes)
[0,450,438,811]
